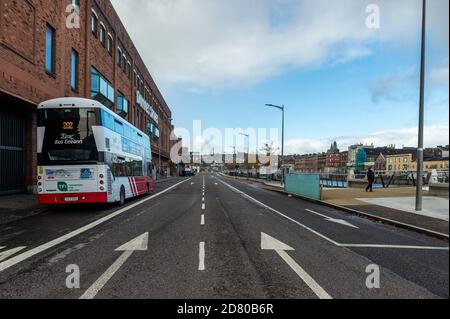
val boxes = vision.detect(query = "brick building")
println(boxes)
[0,0,173,194]
[325,151,348,173]
[294,153,327,173]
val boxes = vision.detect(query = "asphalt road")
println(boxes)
[0,172,448,299]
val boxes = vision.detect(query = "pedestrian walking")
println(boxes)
[366,167,375,192]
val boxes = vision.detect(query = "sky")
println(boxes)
[110,0,449,155]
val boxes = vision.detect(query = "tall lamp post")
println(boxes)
[416,0,427,211]
[265,103,285,185]
[239,132,250,177]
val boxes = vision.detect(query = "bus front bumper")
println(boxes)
[38,192,108,204]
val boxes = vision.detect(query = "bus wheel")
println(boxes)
[118,187,126,206]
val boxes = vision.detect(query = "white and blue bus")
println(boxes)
[37,97,153,205]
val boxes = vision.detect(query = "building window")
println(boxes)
[91,67,115,108]
[99,23,106,47]
[126,61,131,78]
[117,92,129,118]
[107,34,113,55]
[45,24,56,74]
[135,109,141,128]
[122,54,127,72]
[117,48,122,67]
[91,10,98,36]
[71,49,79,90]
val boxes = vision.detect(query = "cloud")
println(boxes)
[285,125,449,154]
[110,0,449,90]
[369,60,449,104]
[369,69,418,104]
[430,60,449,88]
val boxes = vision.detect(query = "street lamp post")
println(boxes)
[265,104,285,185]
[239,133,250,178]
[416,0,426,211]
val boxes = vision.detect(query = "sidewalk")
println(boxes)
[321,187,449,236]
[0,194,48,225]
[223,174,449,238]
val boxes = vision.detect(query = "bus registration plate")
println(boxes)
[64,197,79,202]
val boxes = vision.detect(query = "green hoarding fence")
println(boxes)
[285,173,322,200]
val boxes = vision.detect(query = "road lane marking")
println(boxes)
[202,197,205,202]
[305,209,359,229]
[217,178,449,251]
[202,203,205,210]
[80,233,149,299]
[201,215,205,225]
[262,233,332,299]
[199,242,205,271]
[0,247,5,250]
[0,247,26,263]
[0,178,191,273]
[340,244,449,250]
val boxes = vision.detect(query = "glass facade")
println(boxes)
[45,24,55,74]
[117,92,129,118]
[71,49,78,90]
[91,67,114,108]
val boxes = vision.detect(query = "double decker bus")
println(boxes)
[37,97,153,205]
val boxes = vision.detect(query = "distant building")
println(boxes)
[425,145,450,159]
[355,146,417,173]
[327,141,339,154]
[385,153,417,173]
[411,157,450,172]
[325,142,347,173]
[347,144,364,169]
[374,153,386,172]
[294,153,327,173]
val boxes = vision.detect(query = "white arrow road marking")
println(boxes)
[199,242,205,271]
[0,178,191,273]
[80,233,149,299]
[218,179,340,246]
[261,233,332,299]
[0,247,26,262]
[305,209,359,229]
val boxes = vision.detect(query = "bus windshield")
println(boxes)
[38,108,100,164]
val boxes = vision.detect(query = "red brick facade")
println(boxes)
[0,0,173,194]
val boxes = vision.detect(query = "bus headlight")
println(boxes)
[99,180,104,185]
[100,186,105,191]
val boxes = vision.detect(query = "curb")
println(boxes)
[222,174,449,242]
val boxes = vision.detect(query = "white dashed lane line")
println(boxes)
[199,242,206,271]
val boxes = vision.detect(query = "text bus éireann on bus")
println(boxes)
[37,97,153,205]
